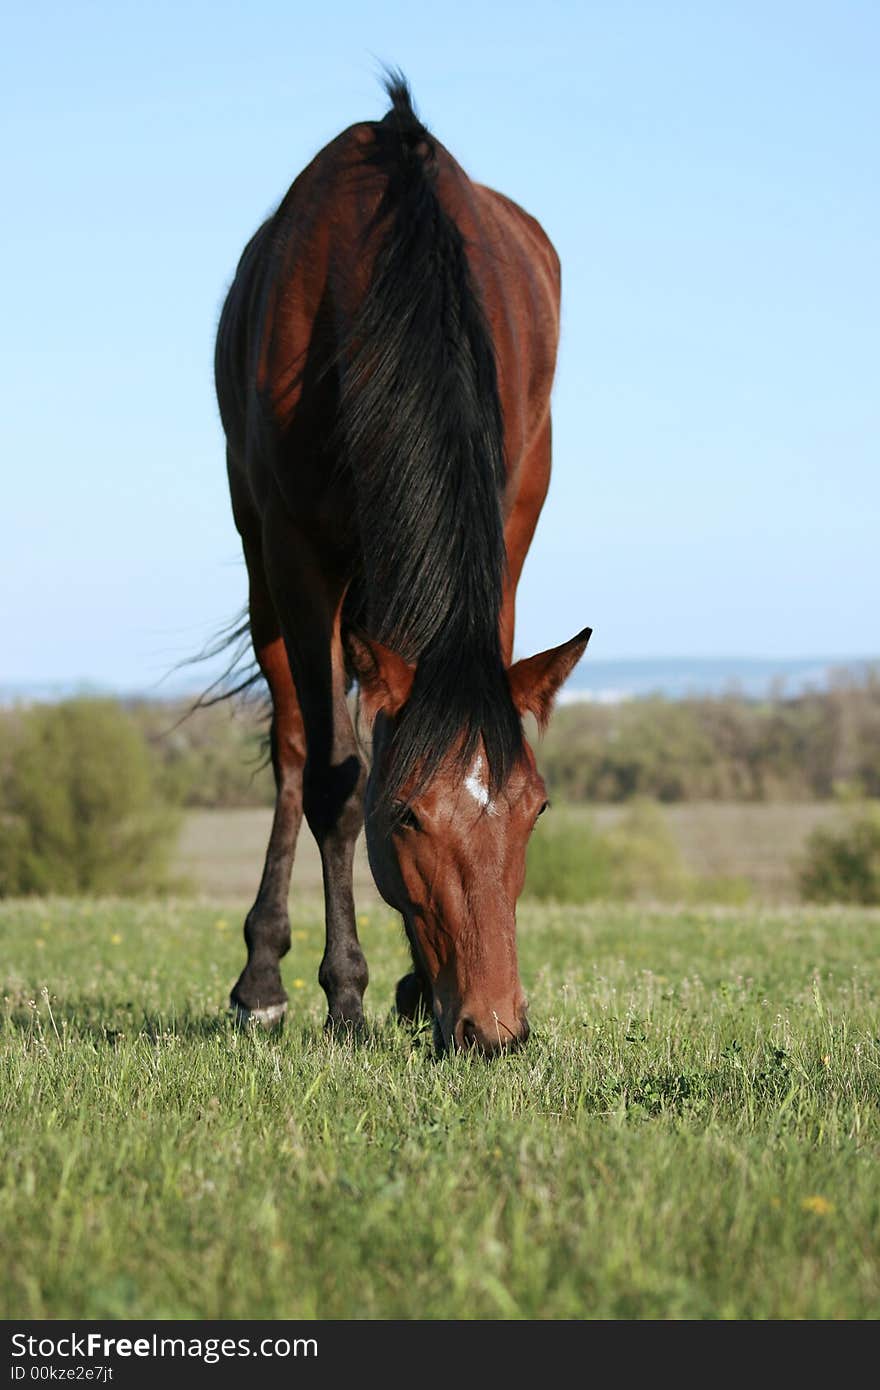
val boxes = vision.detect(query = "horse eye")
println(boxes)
[394,804,422,832]
[537,800,550,819]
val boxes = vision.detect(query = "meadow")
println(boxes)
[2,892,879,1319]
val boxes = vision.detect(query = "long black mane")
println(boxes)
[339,75,523,802]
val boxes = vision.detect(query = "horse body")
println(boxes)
[214,79,589,1052]
[217,125,559,639]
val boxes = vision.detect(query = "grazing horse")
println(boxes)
[214,76,590,1054]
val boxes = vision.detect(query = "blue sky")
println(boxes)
[2,1,877,688]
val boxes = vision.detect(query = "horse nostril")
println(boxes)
[455,1016,478,1050]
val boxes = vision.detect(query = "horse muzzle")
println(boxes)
[438,1001,531,1056]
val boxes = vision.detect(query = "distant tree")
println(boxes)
[0,699,179,895]
[128,698,274,809]
[536,672,880,805]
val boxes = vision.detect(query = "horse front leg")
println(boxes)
[262,497,369,1032]
[230,559,306,1025]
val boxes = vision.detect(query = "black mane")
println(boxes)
[338,74,524,803]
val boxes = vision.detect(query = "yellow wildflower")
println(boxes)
[801,1195,834,1216]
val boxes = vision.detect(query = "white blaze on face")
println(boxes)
[464,754,498,815]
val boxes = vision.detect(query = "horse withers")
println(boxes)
[214,76,590,1054]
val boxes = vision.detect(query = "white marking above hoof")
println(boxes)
[232,1001,287,1028]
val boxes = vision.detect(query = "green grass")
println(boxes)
[2,897,879,1319]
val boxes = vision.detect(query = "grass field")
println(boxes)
[2,894,879,1319]
[176,801,839,902]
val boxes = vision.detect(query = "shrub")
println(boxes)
[524,814,614,902]
[524,799,752,904]
[0,699,179,896]
[798,804,880,905]
[601,799,693,900]
[525,800,692,903]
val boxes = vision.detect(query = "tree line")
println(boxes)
[539,673,880,802]
[2,673,878,816]
[126,670,880,807]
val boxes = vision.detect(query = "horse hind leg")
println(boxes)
[230,558,306,1026]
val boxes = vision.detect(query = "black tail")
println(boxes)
[338,73,522,804]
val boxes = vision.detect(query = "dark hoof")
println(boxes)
[230,999,287,1030]
[395,972,432,1023]
[324,1010,367,1041]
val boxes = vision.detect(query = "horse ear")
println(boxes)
[508,627,592,730]
[345,632,415,723]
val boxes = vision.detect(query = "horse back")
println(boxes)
[216,120,560,525]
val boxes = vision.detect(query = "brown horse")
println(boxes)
[214,76,590,1054]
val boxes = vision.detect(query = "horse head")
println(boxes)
[348,627,591,1053]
